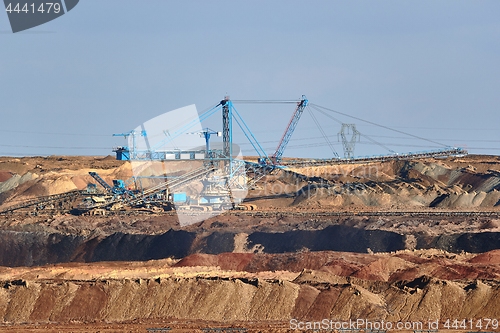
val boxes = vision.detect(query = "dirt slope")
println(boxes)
[0,250,499,328]
[1,155,500,211]
[285,157,500,209]
[0,155,500,331]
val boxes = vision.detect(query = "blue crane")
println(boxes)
[190,128,222,158]
[271,95,308,164]
[112,130,146,160]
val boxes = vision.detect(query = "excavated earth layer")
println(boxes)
[0,156,499,331]
[0,214,500,266]
[0,226,403,266]
[0,155,500,211]
[0,250,498,331]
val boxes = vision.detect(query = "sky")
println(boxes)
[0,0,499,159]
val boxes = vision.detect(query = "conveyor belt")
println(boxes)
[281,148,467,168]
[0,190,83,214]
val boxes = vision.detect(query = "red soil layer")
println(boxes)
[175,250,500,281]
[0,172,12,182]
[468,249,500,264]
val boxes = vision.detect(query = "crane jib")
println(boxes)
[271,95,308,163]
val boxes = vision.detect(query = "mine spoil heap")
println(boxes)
[0,155,499,331]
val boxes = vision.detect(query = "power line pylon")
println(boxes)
[338,123,360,159]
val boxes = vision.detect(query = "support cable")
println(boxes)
[309,105,395,154]
[149,103,220,152]
[231,106,270,160]
[306,106,339,158]
[232,100,298,104]
[310,103,448,148]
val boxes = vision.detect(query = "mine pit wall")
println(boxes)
[0,227,499,267]
[416,231,500,253]
[0,277,499,324]
[246,226,404,253]
[0,231,85,267]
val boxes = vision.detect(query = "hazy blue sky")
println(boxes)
[1,1,499,158]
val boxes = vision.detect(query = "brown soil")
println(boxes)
[0,155,499,332]
[0,172,12,183]
[1,155,500,211]
[0,251,498,332]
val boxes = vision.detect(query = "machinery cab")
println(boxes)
[112,179,127,194]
